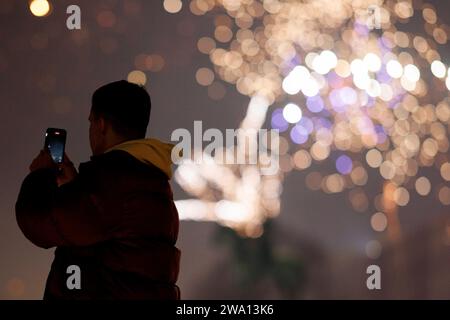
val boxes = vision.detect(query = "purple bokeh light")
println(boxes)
[329,87,358,113]
[298,116,314,133]
[313,117,332,130]
[340,87,358,105]
[354,20,370,36]
[290,124,309,144]
[375,125,387,144]
[271,108,289,132]
[376,65,391,83]
[307,95,325,113]
[327,71,345,88]
[336,155,353,175]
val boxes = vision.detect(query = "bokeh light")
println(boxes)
[282,103,302,124]
[163,0,183,14]
[336,155,353,175]
[127,70,147,85]
[97,10,116,28]
[365,240,382,259]
[393,187,410,206]
[371,212,388,232]
[415,176,431,196]
[366,149,383,168]
[293,150,312,170]
[438,186,450,205]
[440,162,450,181]
[196,68,215,86]
[29,0,50,17]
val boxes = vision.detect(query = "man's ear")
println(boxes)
[98,116,107,134]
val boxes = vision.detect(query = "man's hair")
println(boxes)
[91,80,151,139]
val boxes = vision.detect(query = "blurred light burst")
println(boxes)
[172,0,450,241]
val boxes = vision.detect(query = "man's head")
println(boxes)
[89,80,151,155]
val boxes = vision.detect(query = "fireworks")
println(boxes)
[173,0,450,240]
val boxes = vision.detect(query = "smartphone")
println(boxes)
[44,128,66,164]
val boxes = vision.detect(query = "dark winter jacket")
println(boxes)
[15,139,180,300]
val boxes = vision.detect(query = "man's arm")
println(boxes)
[15,152,111,249]
[16,168,67,248]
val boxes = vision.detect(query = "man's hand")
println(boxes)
[29,149,56,172]
[29,150,78,186]
[57,153,78,186]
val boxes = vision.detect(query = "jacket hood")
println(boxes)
[106,138,174,179]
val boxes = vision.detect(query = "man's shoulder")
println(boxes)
[76,150,172,199]
[79,150,167,180]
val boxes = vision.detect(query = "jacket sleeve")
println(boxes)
[15,168,112,249]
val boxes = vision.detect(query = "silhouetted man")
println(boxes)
[16,80,180,299]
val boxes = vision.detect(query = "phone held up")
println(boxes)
[44,128,67,165]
